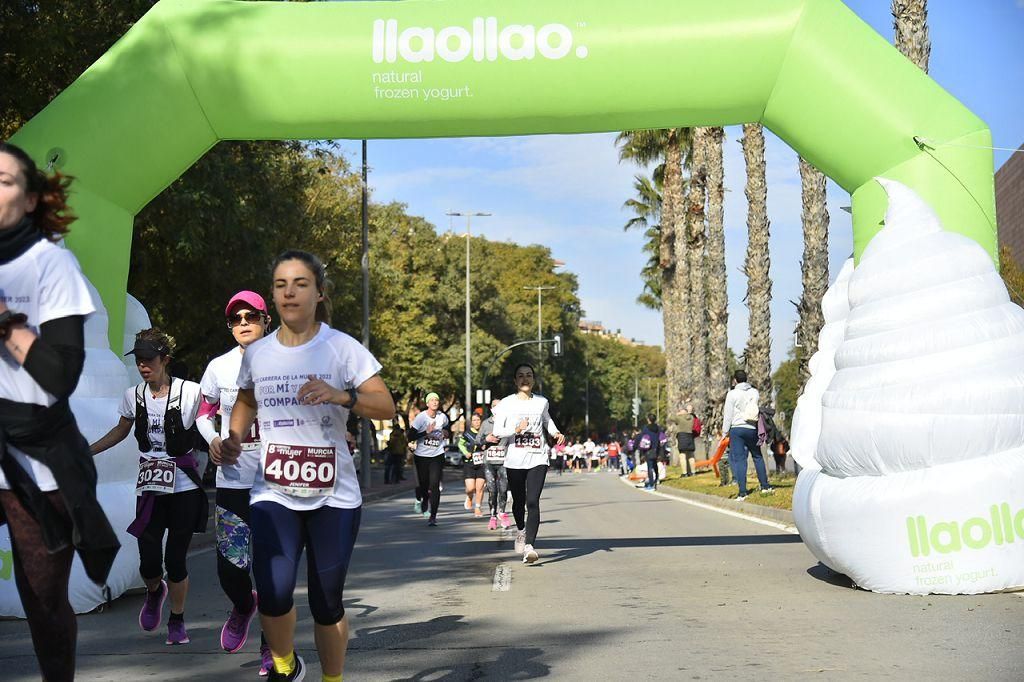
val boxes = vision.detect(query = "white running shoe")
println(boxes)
[514,530,526,554]
[523,544,539,564]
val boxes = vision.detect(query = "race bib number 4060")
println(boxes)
[136,459,176,495]
[264,443,336,497]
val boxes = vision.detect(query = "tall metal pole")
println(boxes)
[359,140,372,489]
[448,211,490,419]
[523,285,555,392]
[634,374,639,428]
[584,355,590,437]
[656,381,661,423]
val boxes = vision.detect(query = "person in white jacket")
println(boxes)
[492,363,564,564]
[721,370,773,500]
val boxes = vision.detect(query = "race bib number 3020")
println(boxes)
[136,459,176,495]
[264,443,336,497]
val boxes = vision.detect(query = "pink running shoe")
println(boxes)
[488,516,498,531]
[499,512,510,529]
[166,617,190,645]
[220,590,258,653]
[259,641,273,676]
[139,580,167,632]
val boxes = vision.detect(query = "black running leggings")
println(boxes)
[215,487,255,613]
[507,465,548,545]
[0,490,76,682]
[414,455,443,517]
[138,487,204,583]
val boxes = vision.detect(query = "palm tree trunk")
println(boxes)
[661,129,686,427]
[685,128,710,420]
[892,0,930,72]
[797,157,830,388]
[705,127,728,431]
[742,123,772,404]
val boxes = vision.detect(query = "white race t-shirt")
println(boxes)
[492,394,560,470]
[199,347,260,489]
[118,379,203,494]
[412,411,449,457]
[237,324,382,511]
[0,240,95,492]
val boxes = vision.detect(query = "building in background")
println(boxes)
[996,143,1024,265]
[578,319,638,347]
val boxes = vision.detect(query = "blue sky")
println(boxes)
[332,0,1024,369]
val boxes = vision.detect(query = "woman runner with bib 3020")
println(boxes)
[196,290,273,674]
[492,363,564,564]
[90,328,208,646]
[222,250,395,682]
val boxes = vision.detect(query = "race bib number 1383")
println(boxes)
[264,443,336,497]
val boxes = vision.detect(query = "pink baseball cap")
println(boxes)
[225,290,268,317]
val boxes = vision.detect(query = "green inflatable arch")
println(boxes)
[10,0,996,349]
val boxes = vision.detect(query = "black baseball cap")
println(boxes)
[125,339,169,360]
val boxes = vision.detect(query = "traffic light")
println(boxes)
[552,333,563,357]
[631,397,641,418]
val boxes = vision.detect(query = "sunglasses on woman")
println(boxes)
[227,311,264,327]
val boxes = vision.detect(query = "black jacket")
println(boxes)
[0,398,120,584]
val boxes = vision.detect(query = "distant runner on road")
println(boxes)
[409,392,449,526]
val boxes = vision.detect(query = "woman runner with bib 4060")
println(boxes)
[196,290,273,674]
[222,250,395,682]
[492,363,564,564]
[90,328,208,646]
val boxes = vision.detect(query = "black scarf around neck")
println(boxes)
[0,216,45,265]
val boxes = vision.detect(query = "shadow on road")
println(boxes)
[538,534,803,565]
[393,646,549,681]
[350,614,468,651]
[806,562,855,589]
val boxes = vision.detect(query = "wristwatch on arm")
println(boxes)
[343,387,359,408]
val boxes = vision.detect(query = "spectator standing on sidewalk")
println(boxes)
[721,370,773,501]
[384,417,408,484]
[668,404,701,477]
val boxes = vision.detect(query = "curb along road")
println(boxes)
[618,474,798,532]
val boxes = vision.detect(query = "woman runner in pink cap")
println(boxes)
[196,290,273,674]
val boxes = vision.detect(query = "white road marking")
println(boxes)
[618,476,799,534]
[492,563,512,592]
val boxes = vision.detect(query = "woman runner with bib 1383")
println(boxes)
[492,363,564,564]
[0,142,120,682]
[196,290,273,674]
[222,250,395,682]
[90,328,208,646]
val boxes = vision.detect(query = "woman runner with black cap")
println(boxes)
[91,327,207,646]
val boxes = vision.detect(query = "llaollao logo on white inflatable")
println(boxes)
[372,18,589,64]
[907,503,1024,557]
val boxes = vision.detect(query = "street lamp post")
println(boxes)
[523,285,555,392]
[447,211,490,419]
[359,140,371,489]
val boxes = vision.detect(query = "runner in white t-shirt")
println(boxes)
[409,392,449,525]
[221,250,395,682]
[492,363,564,565]
[90,327,206,646]
[0,143,119,681]
[196,290,272,671]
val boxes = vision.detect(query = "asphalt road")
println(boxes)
[0,469,1021,680]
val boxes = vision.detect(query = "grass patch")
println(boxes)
[659,465,795,510]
